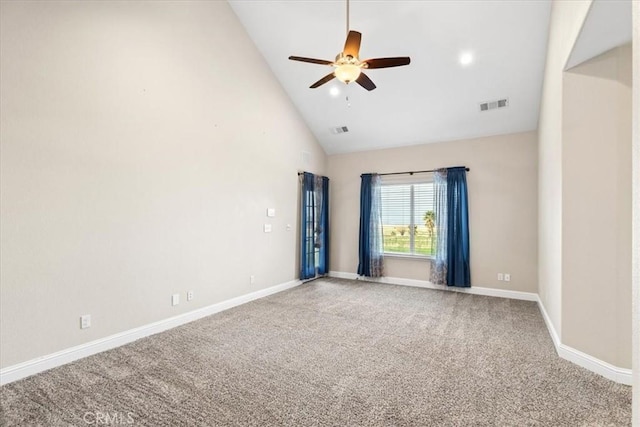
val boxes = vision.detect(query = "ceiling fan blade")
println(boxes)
[310,72,336,88]
[289,56,334,66]
[363,57,411,69]
[343,30,362,58]
[355,72,376,91]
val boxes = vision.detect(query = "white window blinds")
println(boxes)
[380,176,435,256]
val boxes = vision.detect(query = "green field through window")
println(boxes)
[382,225,437,256]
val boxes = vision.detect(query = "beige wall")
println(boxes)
[328,132,538,293]
[0,1,326,368]
[562,45,632,369]
[539,0,634,372]
[632,0,639,419]
[537,0,593,337]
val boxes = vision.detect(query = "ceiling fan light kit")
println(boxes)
[334,62,361,84]
[288,0,410,91]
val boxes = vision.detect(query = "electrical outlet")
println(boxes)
[187,290,194,301]
[172,294,180,306]
[497,273,504,281]
[250,275,255,285]
[80,314,91,329]
[504,274,511,282]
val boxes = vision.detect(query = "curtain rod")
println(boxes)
[297,172,326,176]
[299,167,470,177]
[364,166,470,177]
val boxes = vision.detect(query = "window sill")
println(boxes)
[383,253,434,261]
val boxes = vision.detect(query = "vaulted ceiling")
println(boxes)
[228,0,629,155]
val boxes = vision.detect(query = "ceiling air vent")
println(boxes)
[480,98,509,112]
[330,126,349,134]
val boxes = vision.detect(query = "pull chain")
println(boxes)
[344,0,352,113]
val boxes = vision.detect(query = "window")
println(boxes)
[380,177,436,257]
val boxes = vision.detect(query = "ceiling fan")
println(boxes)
[288,0,410,91]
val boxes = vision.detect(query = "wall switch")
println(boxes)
[264,224,272,233]
[80,314,91,329]
[497,273,504,281]
[267,208,276,217]
[187,290,194,301]
[504,274,511,282]
[286,224,292,231]
[172,293,180,306]
[250,275,255,285]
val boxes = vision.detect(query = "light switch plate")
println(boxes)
[264,224,272,233]
[80,315,91,329]
[267,208,276,217]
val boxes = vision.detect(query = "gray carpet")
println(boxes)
[0,278,632,426]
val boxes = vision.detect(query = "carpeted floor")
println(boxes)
[0,278,632,426]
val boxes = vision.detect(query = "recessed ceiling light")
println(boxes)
[329,86,340,97]
[459,51,474,66]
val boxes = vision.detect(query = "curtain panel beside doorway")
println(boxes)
[299,172,330,280]
[357,173,384,277]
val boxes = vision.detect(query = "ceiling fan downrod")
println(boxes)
[346,0,350,36]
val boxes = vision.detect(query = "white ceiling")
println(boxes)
[229,0,552,155]
[566,0,632,70]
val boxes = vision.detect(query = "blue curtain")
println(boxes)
[430,169,448,285]
[357,174,373,276]
[445,167,470,287]
[300,172,316,280]
[299,172,329,280]
[317,176,330,275]
[357,174,384,277]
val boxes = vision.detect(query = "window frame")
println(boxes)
[380,174,435,260]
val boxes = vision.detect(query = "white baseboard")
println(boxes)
[0,279,302,386]
[536,296,561,349]
[557,343,633,385]
[330,271,632,385]
[328,271,538,301]
[327,271,359,280]
[2,275,632,387]
[536,298,632,386]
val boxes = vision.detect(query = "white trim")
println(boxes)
[536,295,561,349]
[328,271,538,301]
[330,271,632,385]
[0,279,302,386]
[383,252,434,261]
[557,342,633,386]
[2,275,632,387]
[328,271,358,280]
[536,297,633,386]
